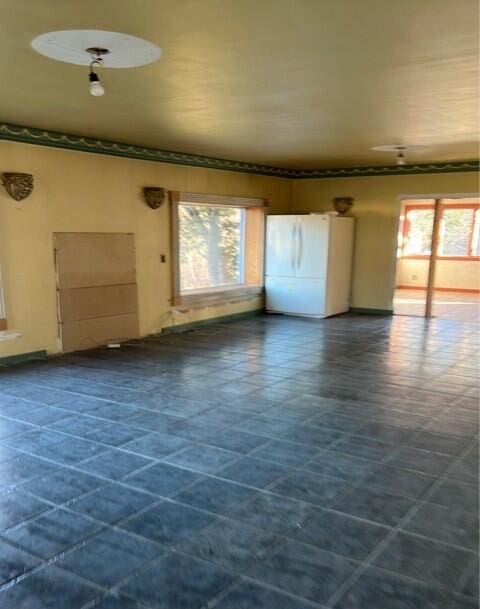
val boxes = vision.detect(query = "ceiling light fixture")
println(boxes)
[371,144,427,166]
[396,147,406,166]
[31,30,162,98]
[87,47,108,96]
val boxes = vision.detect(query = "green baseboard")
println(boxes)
[350,307,393,316]
[0,350,48,367]
[161,309,263,335]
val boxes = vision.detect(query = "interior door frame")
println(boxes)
[391,192,479,317]
[52,234,64,352]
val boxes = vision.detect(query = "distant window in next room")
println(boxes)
[403,203,480,259]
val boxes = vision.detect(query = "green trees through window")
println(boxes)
[404,209,434,255]
[440,208,475,256]
[178,204,245,291]
[403,204,479,258]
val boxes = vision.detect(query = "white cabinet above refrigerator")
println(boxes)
[265,214,354,318]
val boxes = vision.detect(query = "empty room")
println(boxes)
[0,1,478,608]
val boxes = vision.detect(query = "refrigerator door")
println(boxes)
[265,215,297,277]
[266,276,326,316]
[295,215,330,279]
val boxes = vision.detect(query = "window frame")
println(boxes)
[170,191,267,309]
[402,202,480,261]
[0,265,6,330]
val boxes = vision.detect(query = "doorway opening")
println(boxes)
[393,196,480,320]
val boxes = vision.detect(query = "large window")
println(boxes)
[402,203,480,259]
[179,204,245,291]
[171,192,266,307]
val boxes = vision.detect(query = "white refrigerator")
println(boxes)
[265,214,355,318]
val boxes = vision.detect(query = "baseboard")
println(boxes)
[161,309,264,334]
[350,307,394,316]
[0,350,48,367]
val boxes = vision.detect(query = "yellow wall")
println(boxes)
[396,258,480,290]
[1,138,477,359]
[0,140,292,357]
[292,172,479,310]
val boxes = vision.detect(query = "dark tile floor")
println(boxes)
[0,313,478,608]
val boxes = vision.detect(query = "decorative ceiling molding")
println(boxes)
[292,161,479,179]
[0,123,295,179]
[0,123,478,179]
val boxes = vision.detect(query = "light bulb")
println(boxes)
[89,72,105,96]
[90,81,105,96]
[397,152,406,166]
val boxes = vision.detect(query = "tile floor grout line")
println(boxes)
[324,434,479,607]
[450,551,478,604]
[3,404,473,507]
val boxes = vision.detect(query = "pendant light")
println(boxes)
[31,30,162,98]
[87,48,107,96]
[371,144,427,166]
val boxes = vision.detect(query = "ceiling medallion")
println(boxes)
[143,187,167,209]
[1,172,34,201]
[31,30,162,97]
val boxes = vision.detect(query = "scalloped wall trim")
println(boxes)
[0,123,478,179]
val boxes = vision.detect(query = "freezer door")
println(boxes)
[265,215,297,277]
[295,215,330,279]
[265,276,326,316]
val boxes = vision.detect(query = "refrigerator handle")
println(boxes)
[296,224,303,269]
[291,223,297,271]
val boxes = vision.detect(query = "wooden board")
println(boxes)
[54,232,139,352]
[61,313,139,353]
[55,232,136,289]
[58,284,138,322]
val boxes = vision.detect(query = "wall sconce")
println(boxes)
[1,173,34,201]
[143,187,167,209]
[333,196,354,215]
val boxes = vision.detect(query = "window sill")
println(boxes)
[172,285,263,310]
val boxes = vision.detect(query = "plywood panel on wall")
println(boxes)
[59,284,138,322]
[55,232,139,352]
[55,232,136,289]
[61,313,139,353]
